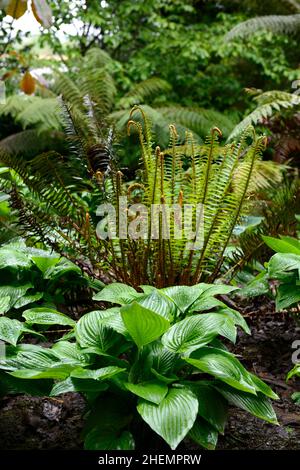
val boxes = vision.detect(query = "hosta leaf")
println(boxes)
[0,247,32,269]
[0,296,10,314]
[9,363,76,380]
[98,308,129,337]
[161,285,206,314]
[75,310,120,352]
[161,314,227,355]
[137,290,175,320]
[50,377,108,396]
[188,417,218,450]
[23,308,75,327]
[0,284,33,309]
[292,392,300,404]
[70,366,125,381]
[125,380,168,404]
[268,253,300,279]
[275,283,300,311]
[262,236,300,255]
[32,256,60,274]
[0,344,61,371]
[51,341,91,366]
[217,307,251,335]
[215,382,278,425]
[0,317,42,346]
[187,382,228,433]
[147,342,178,375]
[121,302,170,348]
[137,387,198,450]
[14,292,43,309]
[249,373,279,399]
[93,283,141,305]
[84,428,135,450]
[184,347,257,394]
[287,364,300,380]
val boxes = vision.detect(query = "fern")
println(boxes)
[226,14,300,40]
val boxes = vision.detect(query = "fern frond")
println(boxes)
[119,78,171,109]
[226,14,300,40]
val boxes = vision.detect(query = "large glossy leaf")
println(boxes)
[275,283,300,311]
[0,296,10,314]
[268,253,300,279]
[23,308,75,327]
[188,381,228,433]
[0,344,61,371]
[188,417,218,450]
[215,382,278,425]
[9,363,77,380]
[125,380,168,404]
[0,317,42,346]
[137,387,198,450]
[70,366,125,381]
[0,284,33,309]
[161,314,229,355]
[50,377,108,396]
[97,308,129,337]
[93,283,142,305]
[31,256,60,274]
[262,235,300,255]
[51,341,91,366]
[14,292,44,309]
[184,347,257,394]
[75,310,120,352]
[287,364,300,380]
[137,290,175,320]
[0,247,32,269]
[84,428,135,450]
[121,302,170,348]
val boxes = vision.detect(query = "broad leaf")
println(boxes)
[161,314,228,355]
[188,417,218,450]
[0,296,10,314]
[50,377,108,396]
[275,283,300,311]
[188,381,228,433]
[121,302,170,348]
[137,387,198,450]
[23,308,75,327]
[0,317,42,346]
[84,428,135,450]
[75,310,120,352]
[70,366,125,381]
[262,235,300,255]
[184,347,257,394]
[215,382,278,425]
[125,380,168,404]
[93,283,141,305]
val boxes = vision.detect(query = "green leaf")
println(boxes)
[137,387,198,450]
[287,364,300,380]
[0,247,32,269]
[0,284,33,309]
[188,417,218,450]
[161,314,228,355]
[275,283,300,311]
[84,428,135,450]
[32,255,60,274]
[137,290,175,320]
[187,382,228,433]
[215,382,278,425]
[0,317,42,346]
[75,310,120,352]
[93,283,142,305]
[291,392,300,404]
[121,302,170,348]
[51,341,91,366]
[14,292,44,309]
[184,347,257,394]
[262,236,300,255]
[249,373,279,400]
[22,308,75,327]
[125,380,168,404]
[50,377,108,396]
[268,253,300,279]
[70,366,125,381]
[0,296,10,314]
[9,363,76,380]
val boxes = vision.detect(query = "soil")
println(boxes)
[0,297,299,451]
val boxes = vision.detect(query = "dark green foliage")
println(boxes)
[0,282,278,450]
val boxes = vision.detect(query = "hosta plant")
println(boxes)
[0,282,278,450]
[0,238,102,316]
[237,235,300,311]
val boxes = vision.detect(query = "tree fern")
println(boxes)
[226,14,300,40]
